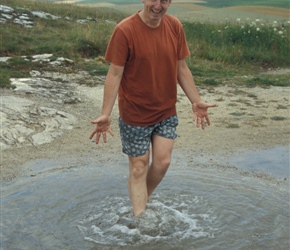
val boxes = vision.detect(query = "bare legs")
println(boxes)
[128,135,174,216]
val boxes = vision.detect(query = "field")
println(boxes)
[51,0,290,23]
[53,0,290,9]
[1,0,289,89]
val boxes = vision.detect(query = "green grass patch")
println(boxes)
[1,0,290,89]
[245,75,290,87]
[226,123,240,128]
[183,20,290,68]
[230,112,245,116]
[270,116,287,121]
[197,0,289,8]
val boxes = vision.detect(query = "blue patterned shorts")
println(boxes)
[118,115,178,157]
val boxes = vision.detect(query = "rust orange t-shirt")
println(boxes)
[105,13,190,126]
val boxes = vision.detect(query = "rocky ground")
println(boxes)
[1,58,290,181]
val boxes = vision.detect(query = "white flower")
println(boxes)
[237,18,241,22]
[256,19,260,22]
[278,31,283,35]
[241,25,244,29]
[274,28,277,31]
[256,28,260,31]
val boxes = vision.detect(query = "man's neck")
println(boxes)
[138,10,161,28]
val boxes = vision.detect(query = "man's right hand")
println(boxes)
[89,115,114,144]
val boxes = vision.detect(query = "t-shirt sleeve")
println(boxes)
[105,26,129,66]
[177,22,190,60]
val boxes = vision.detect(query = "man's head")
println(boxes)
[140,0,172,27]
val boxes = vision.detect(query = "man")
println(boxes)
[89,0,216,216]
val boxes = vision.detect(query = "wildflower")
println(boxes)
[218,30,221,33]
[278,31,283,35]
[274,28,277,31]
[241,25,244,29]
[256,19,260,22]
[237,18,241,22]
[256,28,260,31]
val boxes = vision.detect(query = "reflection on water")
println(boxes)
[1,150,289,250]
[228,146,289,179]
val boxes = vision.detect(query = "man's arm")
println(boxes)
[177,59,216,129]
[101,63,124,116]
[89,63,124,143]
[177,59,202,104]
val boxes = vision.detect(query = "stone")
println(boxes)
[0,5,14,13]
[1,95,77,149]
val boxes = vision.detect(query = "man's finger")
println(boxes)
[201,118,205,130]
[207,103,217,108]
[205,115,211,126]
[96,132,101,144]
[89,129,97,140]
[108,128,114,137]
[102,132,107,143]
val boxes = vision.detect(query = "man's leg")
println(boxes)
[146,135,174,198]
[128,151,150,216]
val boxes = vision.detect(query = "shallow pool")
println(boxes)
[1,148,289,250]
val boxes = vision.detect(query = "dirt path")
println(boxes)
[1,82,289,181]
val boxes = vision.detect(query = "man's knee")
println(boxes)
[129,155,149,180]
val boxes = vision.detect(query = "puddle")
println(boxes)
[1,149,289,250]
[228,145,289,180]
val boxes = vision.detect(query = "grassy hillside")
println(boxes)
[38,0,290,8]
[198,0,289,8]
[1,0,289,88]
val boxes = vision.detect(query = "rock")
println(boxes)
[0,5,14,13]
[13,18,34,28]
[0,57,11,63]
[0,4,117,28]
[31,11,59,20]
[0,96,77,149]
[11,77,81,104]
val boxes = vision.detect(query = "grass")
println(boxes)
[0,0,290,88]
[183,19,290,67]
[45,0,290,9]
[197,0,290,8]
[270,116,287,120]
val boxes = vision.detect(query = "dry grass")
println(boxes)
[225,6,290,18]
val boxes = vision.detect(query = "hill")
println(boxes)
[49,0,290,23]
[41,0,290,9]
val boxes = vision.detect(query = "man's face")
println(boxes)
[141,0,171,22]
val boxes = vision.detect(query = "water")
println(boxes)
[228,146,289,179]
[1,149,289,250]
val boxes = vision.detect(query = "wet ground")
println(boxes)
[1,147,289,250]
